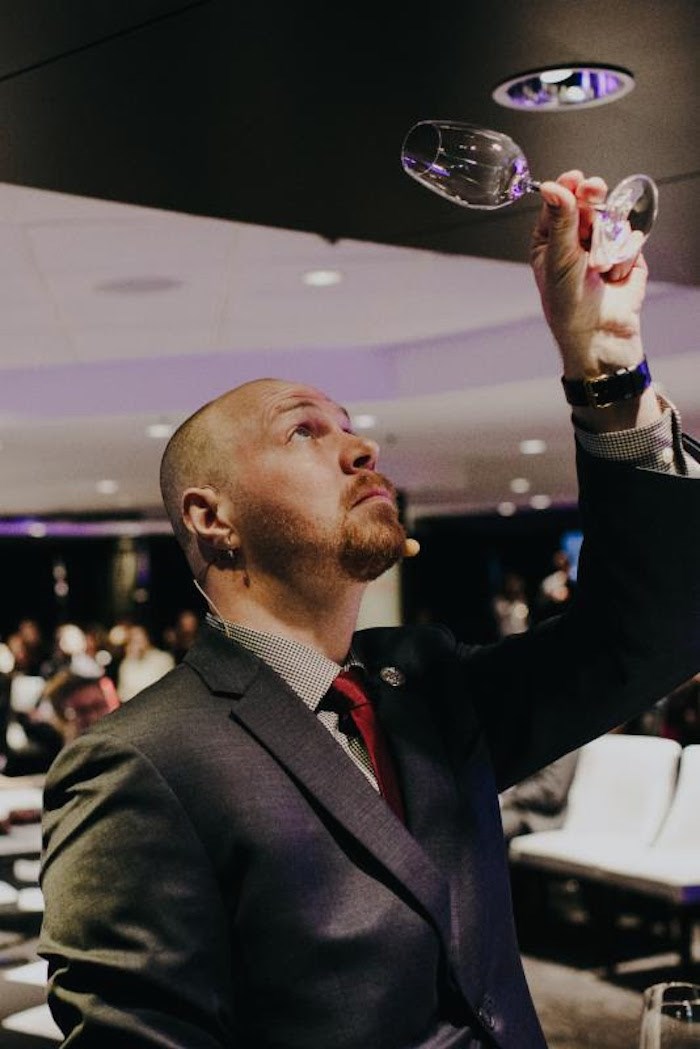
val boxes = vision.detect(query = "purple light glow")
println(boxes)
[0,346,396,419]
[0,519,172,539]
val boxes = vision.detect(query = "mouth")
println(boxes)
[352,487,395,508]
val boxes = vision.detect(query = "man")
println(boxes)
[40,172,700,1048]
[6,666,121,775]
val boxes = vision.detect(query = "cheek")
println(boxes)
[255,458,342,514]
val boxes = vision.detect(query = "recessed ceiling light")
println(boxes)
[519,438,547,456]
[352,413,376,430]
[96,479,119,495]
[539,68,573,85]
[497,501,517,517]
[530,494,552,510]
[302,269,343,287]
[146,422,174,439]
[27,522,47,538]
[493,65,635,111]
[510,477,531,494]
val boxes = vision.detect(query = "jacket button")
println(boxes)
[478,999,496,1030]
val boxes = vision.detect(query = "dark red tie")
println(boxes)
[331,668,405,822]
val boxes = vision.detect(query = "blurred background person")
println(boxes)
[532,549,576,624]
[0,640,14,773]
[116,623,175,701]
[5,664,120,775]
[163,608,200,663]
[16,618,50,676]
[491,571,530,638]
[45,668,121,747]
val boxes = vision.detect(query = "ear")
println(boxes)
[181,486,240,554]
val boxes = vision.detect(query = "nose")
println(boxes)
[341,432,379,473]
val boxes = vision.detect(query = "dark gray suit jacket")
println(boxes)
[39,442,700,1049]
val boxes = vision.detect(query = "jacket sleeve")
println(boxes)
[454,439,700,791]
[40,734,235,1048]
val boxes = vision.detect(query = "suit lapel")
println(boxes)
[185,627,452,950]
[369,668,463,880]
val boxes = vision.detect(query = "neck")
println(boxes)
[203,564,365,664]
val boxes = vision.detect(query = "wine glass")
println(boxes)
[400,121,658,265]
[639,982,700,1048]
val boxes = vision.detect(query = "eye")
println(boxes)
[290,423,314,441]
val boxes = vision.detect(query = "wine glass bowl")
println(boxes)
[400,121,535,210]
[400,120,658,265]
[639,982,700,1048]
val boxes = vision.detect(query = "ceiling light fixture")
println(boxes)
[302,269,343,287]
[352,413,376,430]
[96,479,119,495]
[519,438,547,456]
[497,501,517,518]
[146,422,174,439]
[529,494,552,510]
[493,65,635,111]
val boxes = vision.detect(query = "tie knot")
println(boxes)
[332,668,370,709]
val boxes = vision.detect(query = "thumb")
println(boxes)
[539,180,580,269]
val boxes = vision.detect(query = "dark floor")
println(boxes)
[518,874,700,1049]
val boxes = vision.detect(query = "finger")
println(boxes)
[556,169,585,193]
[536,178,580,267]
[576,176,608,202]
[576,177,608,245]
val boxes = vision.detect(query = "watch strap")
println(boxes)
[561,357,652,408]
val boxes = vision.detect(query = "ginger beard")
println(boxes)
[236,473,407,584]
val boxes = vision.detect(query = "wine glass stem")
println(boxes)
[529,180,608,214]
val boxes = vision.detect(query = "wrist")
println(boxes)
[558,331,644,381]
[571,385,662,433]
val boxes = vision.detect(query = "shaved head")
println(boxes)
[159,379,284,567]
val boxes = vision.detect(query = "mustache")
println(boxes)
[345,472,399,510]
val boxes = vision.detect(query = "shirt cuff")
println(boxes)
[574,395,699,476]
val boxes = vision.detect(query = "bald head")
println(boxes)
[159,378,301,566]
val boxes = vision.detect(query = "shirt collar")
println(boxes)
[205,613,361,711]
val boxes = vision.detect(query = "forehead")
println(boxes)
[235,382,350,433]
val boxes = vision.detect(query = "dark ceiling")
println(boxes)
[0,0,698,285]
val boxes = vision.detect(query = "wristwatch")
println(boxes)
[561,357,652,409]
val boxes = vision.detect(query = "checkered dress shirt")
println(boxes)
[575,396,700,476]
[205,615,379,790]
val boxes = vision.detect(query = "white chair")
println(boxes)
[590,745,700,966]
[509,734,682,878]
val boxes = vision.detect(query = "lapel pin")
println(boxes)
[380,666,405,687]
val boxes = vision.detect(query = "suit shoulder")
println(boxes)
[88,661,214,743]
[355,623,457,672]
